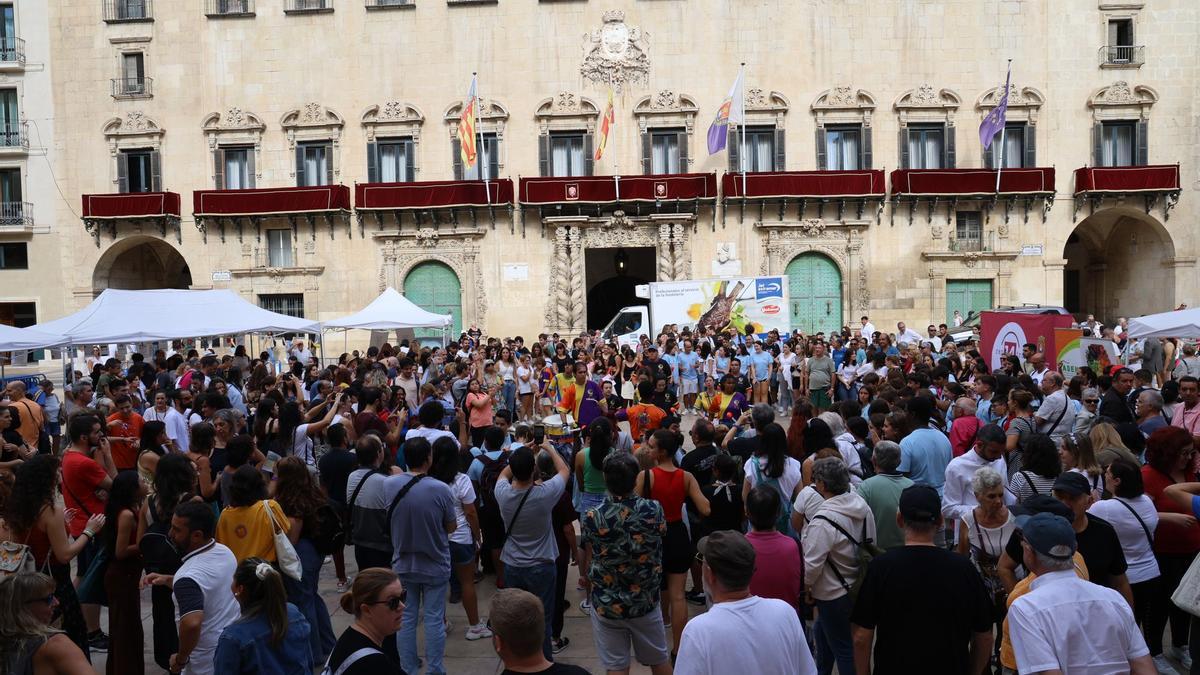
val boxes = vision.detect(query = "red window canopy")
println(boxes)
[356,179,514,210]
[721,170,886,199]
[1073,165,1180,194]
[890,168,1055,197]
[81,192,181,219]
[519,173,717,205]
[192,185,350,217]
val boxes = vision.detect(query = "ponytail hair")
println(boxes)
[587,417,614,470]
[233,558,289,647]
[338,567,400,618]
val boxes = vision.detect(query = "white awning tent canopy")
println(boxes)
[1126,307,1200,340]
[31,288,320,345]
[0,324,65,351]
[323,287,452,331]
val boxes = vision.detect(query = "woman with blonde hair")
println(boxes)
[1089,421,1139,467]
[0,572,92,673]
[1060,433,1104,497]
[326,568,405,673]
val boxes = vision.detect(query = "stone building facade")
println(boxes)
[14,0,1199,344]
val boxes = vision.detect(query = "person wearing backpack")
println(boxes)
[849,485,995,675]
[344,435,395,572]
[741,423,802,538]
[802,457,875,675]
[467,426,511,587]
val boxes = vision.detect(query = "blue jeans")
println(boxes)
[505,562,557,660]
[502,381,516,415]
[814,594,855,675]
[397,575,449,675]
[282,538,337,664]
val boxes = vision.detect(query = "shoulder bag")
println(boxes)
[1113,497,1155,546]
[263,500,302,581]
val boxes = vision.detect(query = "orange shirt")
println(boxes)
[106,411,144,470]
[6,399,43,446]
[620,403,667,445]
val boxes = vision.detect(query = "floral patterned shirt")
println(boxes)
[581,494,666,620]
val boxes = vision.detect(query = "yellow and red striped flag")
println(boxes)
[594,88,615,161]
[458,75,478,168]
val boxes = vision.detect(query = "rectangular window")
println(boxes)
[221,146,253,189]
[297,142,329,186]
[115,0,149,20]
[1108,19,1133,47]
[258,293,304,318]
[549,132,585,177]
[266,229,293,267]
[0,5,15,61]
[825,126,861,171]
[121,53,145,94]
[907,125,944,169]
[0,89,17,147]
[1101,121,1136,167]
[378,138,413,182]
[121,149,153,193]
[734,126,776,172]
[0,242,26,268]
[955,211,983,251]
[651,129,682,174]
[462,133,499,181]
[987,123,1026,169]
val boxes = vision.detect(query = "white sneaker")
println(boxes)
[465,622,492,641]
[1153,653,1177,674]
[1168,645,1192,670]
[579,599,592,616]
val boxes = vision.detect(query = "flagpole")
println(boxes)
[612,88,620,203]
[740,62,747,197]
[476,71,490,205]
[994,59,1012,194]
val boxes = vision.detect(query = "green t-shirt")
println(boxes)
[855,473,915,551]
[806,356,835,391]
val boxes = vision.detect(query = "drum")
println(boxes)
[542,414,578,442]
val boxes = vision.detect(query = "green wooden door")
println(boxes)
[946,279,993,325]
[786,253,842,335]
[404,262,462,346]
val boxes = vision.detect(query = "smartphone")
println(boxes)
[533,423,545,446]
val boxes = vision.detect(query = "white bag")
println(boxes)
[1170,549,1200,616]
[263,500,302,581]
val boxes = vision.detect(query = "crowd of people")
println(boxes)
[0,315,1196,674]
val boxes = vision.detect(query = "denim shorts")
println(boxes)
[449,541,476,567]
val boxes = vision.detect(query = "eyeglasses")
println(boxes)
[365,593,406,611]
[25,594,55,607]
[1084,399,1099,404]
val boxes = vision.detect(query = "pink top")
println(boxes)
[1173,402,1200,438]
[745,530,802,609]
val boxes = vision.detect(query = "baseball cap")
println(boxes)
[898,485,941,523]
[1012,494,1073,520]
[1014,512,1077,560]
[645,345,659,352]
[1052,472,1092,497]
[697,530,756,589]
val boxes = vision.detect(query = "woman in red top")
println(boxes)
[634,429,710,659]
[1142,426,1200,662]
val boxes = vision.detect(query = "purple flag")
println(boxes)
[979,67,1011,150]
[707,69,744,155]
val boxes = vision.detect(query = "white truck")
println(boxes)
[600,276,790,347]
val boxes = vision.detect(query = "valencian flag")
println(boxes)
[458,75,479,167]
[707,67,744,155]
[595,89,615,161]
[979,64,1011,150]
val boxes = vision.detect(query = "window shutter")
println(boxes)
[1023,124,1036,168]
[815,127,827,170]
[677,130,689,172]
[117,153,129,192]
[150,150,162,191]
[1092,123,1103,166]
[728,131,740,173]
[899,128,909,169]
[489,137,499,180]
[583,133,594,176]
[641,131,652,174]
[773,127,786,172]
[451,138,462,180]
[295,145,306,186]
[366,141,379,183]
[944,125,956,169]
[324,143,333,185]
[246,149,255,188]
[214,148,225,189]
[538,134,550,177]
[861,126,873,169]
[1135,120,1148,166]
[404,141,415,182]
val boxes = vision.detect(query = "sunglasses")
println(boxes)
[365,593,406,611]
[1084,399,1099,404]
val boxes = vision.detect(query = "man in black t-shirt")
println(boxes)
[492,588,589,675]
[851,485,994,675]
[641,345,672,384]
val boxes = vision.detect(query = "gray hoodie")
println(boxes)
[801,491,877,601]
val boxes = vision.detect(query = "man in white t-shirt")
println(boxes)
[1035,372,1075,441]
[143,390,191,453]
[859,316,876,341]
[675,531,816,675]
[289,339,313,365]
[896,322,923,347]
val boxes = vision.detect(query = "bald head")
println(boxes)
[955,397,977,415]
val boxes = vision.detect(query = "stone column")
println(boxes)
[657,223,673,281]
[547,226,570,332]
[568,227,585,332]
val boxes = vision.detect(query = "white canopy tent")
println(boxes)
[31,288,320,344]
[1127,307,1200,340]
[0,324,65,351]
[323,287,453,351]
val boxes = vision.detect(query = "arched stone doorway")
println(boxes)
[585,246,654,331]
[92,236,192,294]
[786,252,843,335]
[1062,208,1175,321]
[403,261,462,344]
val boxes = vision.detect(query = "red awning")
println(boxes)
[518,173,717,205]
[720,170,885,199]
[81,192,181,219]
[192,185,350,217]
[355,179,514,210]
[890,168,1055,197]
[1073,165,1180,194]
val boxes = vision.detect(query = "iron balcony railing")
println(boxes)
[0,202,33,228]
[284,0,332,13]
[258,247,298,269]
[1100,45,1145,66]
[103,0,153,22]
[111,77,152,98]
[365,0,412,8]
[205,0,255,16]
[949,230,996,253]
[0,122,28,149]
[0,37,25,65]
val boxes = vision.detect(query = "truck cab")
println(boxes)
[601,306,649,349]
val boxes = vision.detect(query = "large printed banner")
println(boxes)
[980,311,1074,371]
[1053,328,1122,379]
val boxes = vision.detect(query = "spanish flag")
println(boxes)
[595,88,615,161]
[458,75,478,168]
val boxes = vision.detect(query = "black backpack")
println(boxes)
[477,451,511,513]
[310,502,345,556]
[139,502,183,575]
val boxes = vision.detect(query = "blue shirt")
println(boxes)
[898,428,953,496]
[976,399,993,424]
[468,448,508,484]
[213,604,313,675]
[748,351,773,382]
[832,348,847,369]
[661,353,680,382]
[677,351,702,381]
[383,473,456,581]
